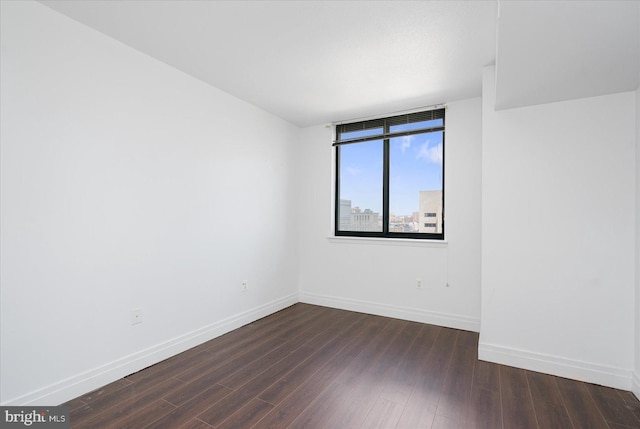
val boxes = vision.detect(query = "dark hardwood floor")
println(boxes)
[63,303,640,428]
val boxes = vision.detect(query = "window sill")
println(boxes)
[327,236,448,247]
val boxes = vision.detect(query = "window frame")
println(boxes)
[333,108,445,240]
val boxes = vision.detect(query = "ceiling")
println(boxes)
[495,1,640,110]
[40,1,639,127]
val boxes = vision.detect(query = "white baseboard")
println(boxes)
[299,291,480,332]
[478,341,632,391]
[633,372,640,400]
[3,293,298,406]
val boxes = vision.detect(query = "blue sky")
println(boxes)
[339,130,443,216]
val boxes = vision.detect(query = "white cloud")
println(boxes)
[429,143,443,164]
[346,166,361,175]
[400,136,411,154]
[416,141,443,165]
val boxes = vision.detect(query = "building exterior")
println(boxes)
[350,207,381,232]
[418,190,443,233]
[339,199,352,230]
[389,214,418,232]
[339,200,381,232]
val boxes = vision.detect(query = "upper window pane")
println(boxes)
[337,140,383,232]
[340,128,383,141]
[389,119,443,133]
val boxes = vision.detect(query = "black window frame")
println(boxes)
[333,108,445,240]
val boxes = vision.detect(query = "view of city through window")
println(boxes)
[339,190,442,234]
[337,123,444,235]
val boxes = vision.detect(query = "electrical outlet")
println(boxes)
[131,308,142,325]
[416,278,422,289]
[241,280,248,292]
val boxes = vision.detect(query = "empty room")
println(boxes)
[1,1,640,428]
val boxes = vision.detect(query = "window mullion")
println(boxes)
[382,135,390,236]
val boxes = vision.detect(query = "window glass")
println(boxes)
[389,119,443,133]
[389,132,443,234]
[337,140,383,232]
[340,128,383,141]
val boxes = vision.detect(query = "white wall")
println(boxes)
[297,98,482,331]
[480,66,636,390]
[0,1,299,405]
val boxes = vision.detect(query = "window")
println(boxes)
[334,108,445,239]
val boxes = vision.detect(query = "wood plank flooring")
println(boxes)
[63,303,640,428]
